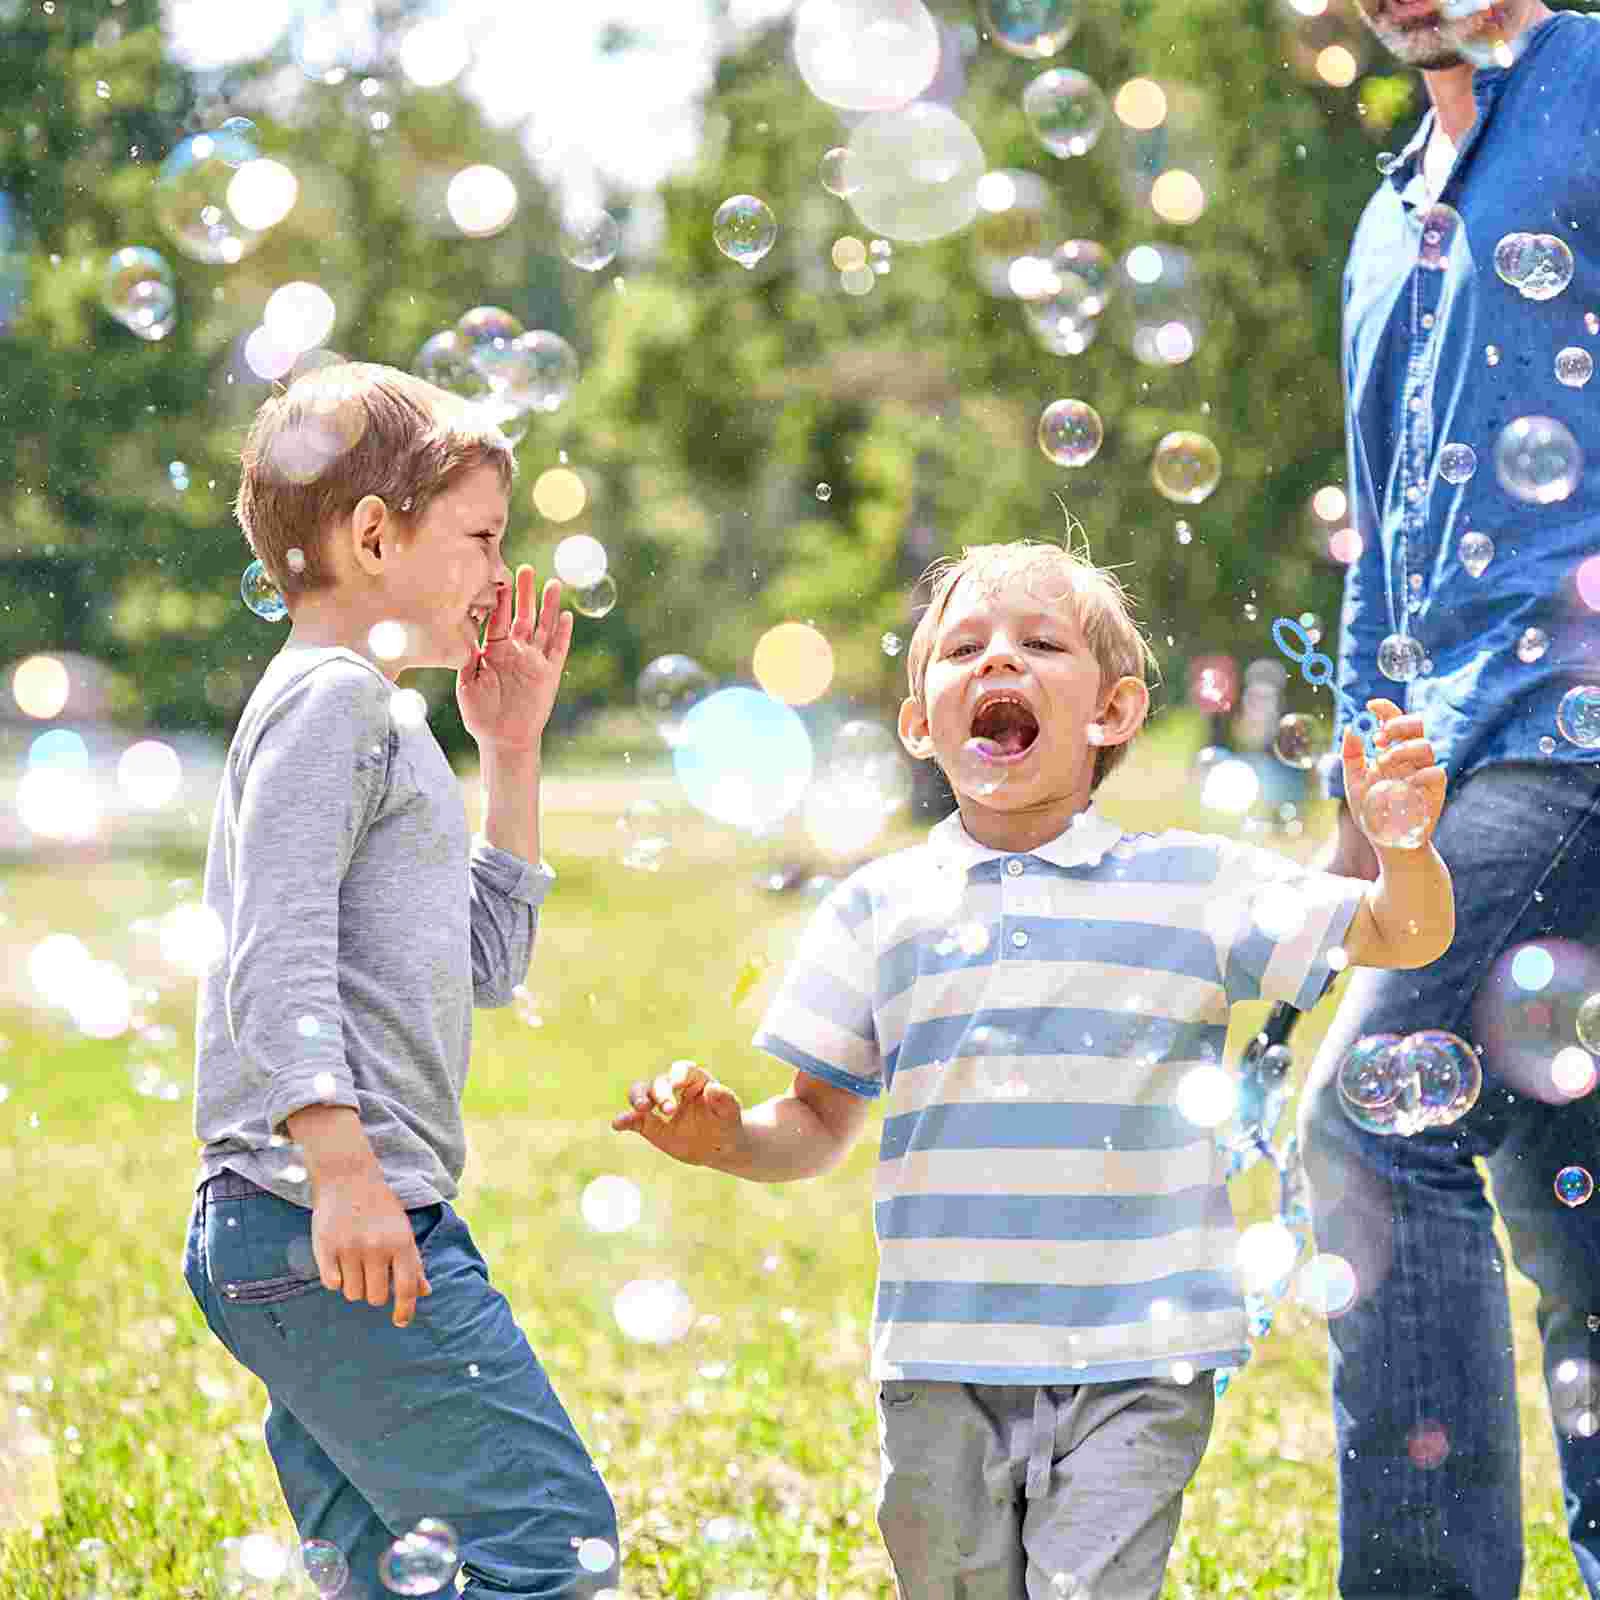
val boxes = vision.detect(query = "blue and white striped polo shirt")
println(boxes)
[754,807,1365,1385]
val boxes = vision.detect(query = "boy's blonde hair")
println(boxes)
[235,362,517,596]
[905,539,1160,790]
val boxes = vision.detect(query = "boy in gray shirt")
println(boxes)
[182,364,616,1599]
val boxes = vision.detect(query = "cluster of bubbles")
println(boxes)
[378,1517,460,1594]
[415,307,579,444]
[1036,404,1221,503]
[102,247,176,342]
[1336,1030,1483,1136]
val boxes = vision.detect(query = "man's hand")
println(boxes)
[1341,698,1448,854]
[309,1169,431,1329]
[612,1059,745,1168]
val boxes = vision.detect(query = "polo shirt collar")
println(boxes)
[928,807,1124,872]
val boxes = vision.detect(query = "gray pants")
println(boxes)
[875,1377,1214,1600]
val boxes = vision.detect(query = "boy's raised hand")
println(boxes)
[457,566,573,752]
[1341,697,1448,850]
[613,1059,745,1168]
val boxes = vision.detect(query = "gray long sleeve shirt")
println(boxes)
[192,645,551,1209]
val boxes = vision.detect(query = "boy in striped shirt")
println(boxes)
[614,541,1454,1599]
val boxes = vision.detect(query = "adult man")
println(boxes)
[1300,1,1600,1595]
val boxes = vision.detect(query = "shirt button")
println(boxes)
[1011,930,1029,949]
[1005,858,1024,877]
[1421,312,1435,329]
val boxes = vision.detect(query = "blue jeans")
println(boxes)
[1300,762,1600,1600]
[182,1171,618,1599]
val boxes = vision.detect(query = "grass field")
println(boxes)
[0,717,1587,1599]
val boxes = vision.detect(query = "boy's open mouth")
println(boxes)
[969,695,1040,758]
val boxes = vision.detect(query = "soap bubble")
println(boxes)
[1438,443,1477,484]
[1297,1252,1359,1318]
[1416,203,1462,271]
[1363,778,1428,850]
[1556,1166,1595,1208]
[613,1277,695,1343]
[1496,416,1582,504]
[792,0,941,112]
[617,798,669,872]
[300,1539,349,1597]
[1150,432,1221,504]
[1459,531,1494,577]
[554,534,607,589]
[1516,626,1550,665]
[882,631,903,656]
[846,102,986,244]
[1579,992,1600,1054]
[673,687,814,830]
[1557,348,1594,388]
[638,655,715,745]
[263,281,337,355]
[1557,687,1600,749]
[379,1519,459,1595]
[1273,713,1324,770]
[1494,231,1534,287]
[445,164,517,238]
[972,170,1056,297]
[1377,632,1425,682]
[753,622,835,707]
[1122,243,1205,365]
[1400,1029,1482,1125]
[155,125,265,264]
[819,146,858,197]
[1037,399,1103,467]
[1337,1033,1407,1135]
[1050,239,1114,315]
[414,330,475,394]
[455,304,523,389]
[1176,1063,1235,1129]
[1517,234,1575,301]
[291,0,379,84]
[560,209,619,272]
[572,576,617,619]
[241,560,288,622]
[576,1538,616,1574]
[510,330,580,415]
[712,195,777,269]
[824,720,911,815]
[581,1175,642,1232]
[103,246,175,340]
[1023,68,1108,158]
[954,736,1010,798]
[980,0,1080,56]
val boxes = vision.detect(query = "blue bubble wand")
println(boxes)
[1271,615,1380,755]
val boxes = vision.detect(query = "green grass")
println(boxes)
[0,730,1585,1598]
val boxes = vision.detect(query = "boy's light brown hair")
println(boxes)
[235,362,517,596]
[905,539,1161,790]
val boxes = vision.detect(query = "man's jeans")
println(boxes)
[183,1171,618,1599]
[1301,762,1600,1600]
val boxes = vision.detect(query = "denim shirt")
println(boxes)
[1328,10,1600,801]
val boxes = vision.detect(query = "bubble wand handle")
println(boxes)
[1271,616,1380,755]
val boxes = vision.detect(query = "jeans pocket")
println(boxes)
[220,1271,323,1307]
[882,1384,920,1409]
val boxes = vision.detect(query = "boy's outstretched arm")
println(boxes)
[613,1061,872,1182]
[1338,699,1456,972]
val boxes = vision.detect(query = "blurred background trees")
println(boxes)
[1,0,1546,766]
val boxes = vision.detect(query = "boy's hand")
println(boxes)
[1342,698,1447,851]
[457,566,574,753]
[612,1059,744,1168]
[310,1169,431,1329]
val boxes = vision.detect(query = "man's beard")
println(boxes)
[1367,19,1467,68]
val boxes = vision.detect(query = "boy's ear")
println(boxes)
[898,695,938,762]
[349,493,389,576]
[1097,675,1151,747]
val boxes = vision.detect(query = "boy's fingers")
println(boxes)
[651,1073,677,1116]
[1365,697,1404,721]
[393,1260,421,1327]
[364,1255,391,1308]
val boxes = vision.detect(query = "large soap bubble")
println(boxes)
[846,102,986,244]
[673,687,814,830]
[1023,68,1108,158]
[1150,431,1221,504]
[1495,416,1582,505]
[155,125,266,264]
[1121,243,1206,365]
[792,0,941,113]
